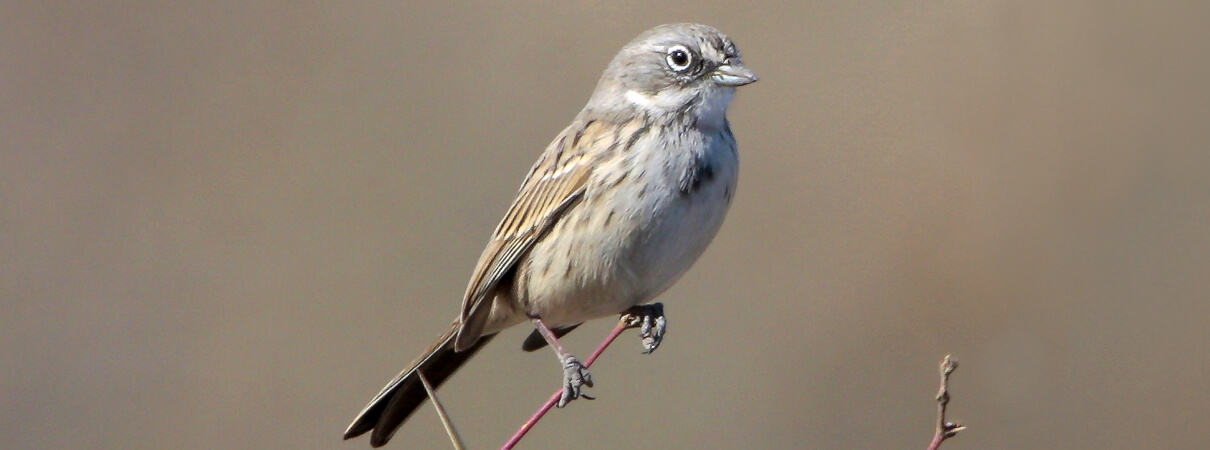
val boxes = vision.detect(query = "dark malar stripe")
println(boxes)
[623,119,652,153]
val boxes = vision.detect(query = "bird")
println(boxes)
[344,23,757,447]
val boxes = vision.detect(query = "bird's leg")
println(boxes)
[623,303,666,354]
[530,316,593,407]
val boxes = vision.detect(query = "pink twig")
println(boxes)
[501,317,635,450]
[926,355,964,450]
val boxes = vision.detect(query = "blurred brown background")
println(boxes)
[3,1,1208,449]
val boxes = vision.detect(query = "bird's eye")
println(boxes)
[666,45,693,71]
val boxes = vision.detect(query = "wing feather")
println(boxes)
[454,119,613,351]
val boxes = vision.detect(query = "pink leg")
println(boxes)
[530,316,594,407]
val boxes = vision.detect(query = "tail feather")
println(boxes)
[520,323,582,352]
[344,325,497,447]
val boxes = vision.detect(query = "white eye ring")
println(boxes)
[666,45,693,71]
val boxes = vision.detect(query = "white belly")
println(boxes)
[513,129,738,328]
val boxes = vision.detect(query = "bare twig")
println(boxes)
[927,355,965,450]
[501,313,645,450]
[418,370,466,450]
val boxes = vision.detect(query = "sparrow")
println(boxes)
[344,23,757,447]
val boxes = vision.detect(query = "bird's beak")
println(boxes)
[712,62,758,87]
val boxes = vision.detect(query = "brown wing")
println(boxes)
[453,119,615,351]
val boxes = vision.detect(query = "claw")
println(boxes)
[629,303,667,354]
[557,356,593,408]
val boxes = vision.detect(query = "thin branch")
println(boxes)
[418,370,466,450]
[501,314,642,450]
[927,355,965,450]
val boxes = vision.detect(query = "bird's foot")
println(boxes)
[625,303,666,354]
[557,355,594,407]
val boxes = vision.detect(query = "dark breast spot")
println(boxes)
[678,156,715,196]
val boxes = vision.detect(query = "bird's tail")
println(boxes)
[343,323,497,447]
